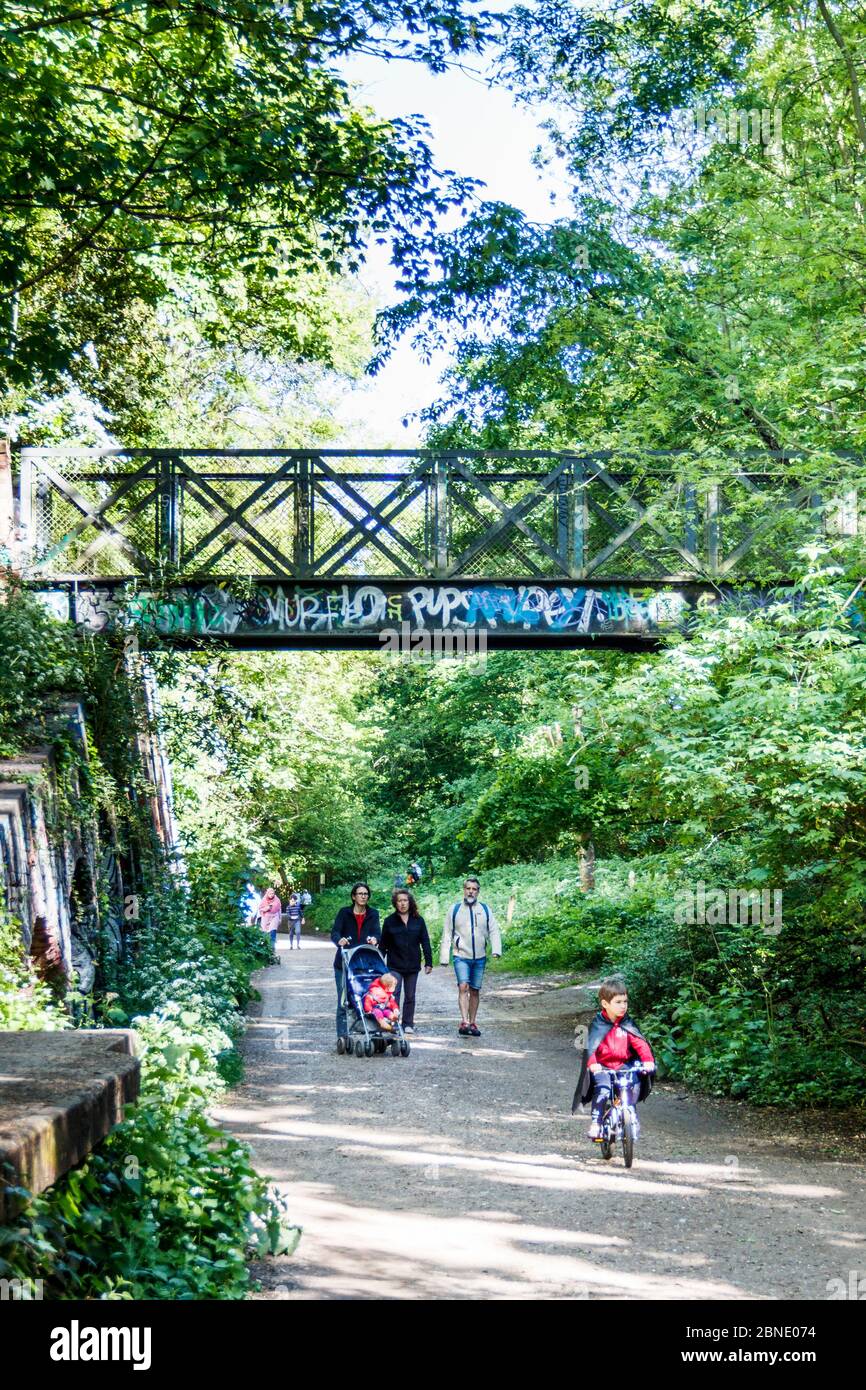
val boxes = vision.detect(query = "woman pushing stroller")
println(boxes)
[331,882,381,1047]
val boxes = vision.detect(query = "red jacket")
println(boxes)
[364,979,398,1015]
[587,1018,654,1070]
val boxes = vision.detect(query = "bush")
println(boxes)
[0,1005,298,1299]
[0,591,85,755]
[0,912,70,1030]
[0,890,296,1298]
[506,901,624,972]
[103,881,271,1080]
[656,987,865,1107]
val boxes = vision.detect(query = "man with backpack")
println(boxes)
[439,876,502,1037]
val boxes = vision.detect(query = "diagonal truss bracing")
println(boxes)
[15,447,861,586]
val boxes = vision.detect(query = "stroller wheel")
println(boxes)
[390,1039,400,1057]
[400,1040,410,1057]
[354,1037,365,1057]
[336,1036,345,1055]
[364,1039,374,1057]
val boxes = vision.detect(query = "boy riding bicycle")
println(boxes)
[572,976,655,1140]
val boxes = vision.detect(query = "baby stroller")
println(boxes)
[337,945,411,1058]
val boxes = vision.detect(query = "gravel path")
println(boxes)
[213,936,866,1301]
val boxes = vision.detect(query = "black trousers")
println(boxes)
[392,970,419,1027]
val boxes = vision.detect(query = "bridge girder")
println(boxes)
[31,576,787,651]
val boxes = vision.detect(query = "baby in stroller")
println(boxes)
[338,945,411,1057]
[363,973,400,1032]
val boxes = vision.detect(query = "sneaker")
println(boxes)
[468,1023,481,1037]
[404,1026,416,1035]
[458,1022,471,1036]
[588,1121,602,1140]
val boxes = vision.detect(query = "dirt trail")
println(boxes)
[213,937,866,1301]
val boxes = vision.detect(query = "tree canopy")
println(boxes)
[0,0,488,417]
[378,0,866,466]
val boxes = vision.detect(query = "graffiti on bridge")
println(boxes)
[39,582,714,639]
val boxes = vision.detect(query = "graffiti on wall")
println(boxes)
[42,581,707,639]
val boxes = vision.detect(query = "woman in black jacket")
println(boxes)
[380,888,432,1035]
[330,882,381,1046]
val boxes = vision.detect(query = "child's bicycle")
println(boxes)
[594,1063,649,1168]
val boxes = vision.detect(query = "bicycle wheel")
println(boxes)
[622,1109,635,1168]
[598,1101,613,1159]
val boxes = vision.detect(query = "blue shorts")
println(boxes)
[454,956,486,989]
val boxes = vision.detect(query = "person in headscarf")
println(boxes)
[259,886,282,957]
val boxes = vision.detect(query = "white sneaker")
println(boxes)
[588,1121,602,1139]
[404,1026,416,1035]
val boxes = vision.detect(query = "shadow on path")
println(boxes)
[215,938,866,1300]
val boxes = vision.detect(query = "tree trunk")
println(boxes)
[579,837,595,893]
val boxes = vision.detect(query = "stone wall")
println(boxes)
[0,750,71,985]
[0,687,182,992]
[0,1030,141,1218]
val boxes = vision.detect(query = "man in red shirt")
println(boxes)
[573,976,655,1139]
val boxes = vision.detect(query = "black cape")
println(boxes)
[571,1011,654,1113]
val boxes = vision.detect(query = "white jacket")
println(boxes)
[440,900,502,963]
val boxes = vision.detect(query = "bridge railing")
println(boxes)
[14,447,863,583]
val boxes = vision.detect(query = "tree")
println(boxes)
[0,0,488,403]
[155,648,398,899]
[9,268,375,447]
[376,1,866,477]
